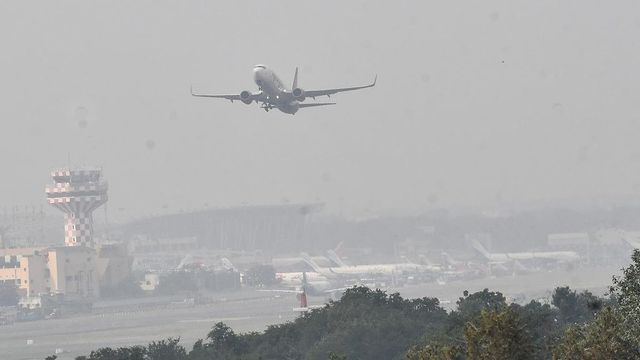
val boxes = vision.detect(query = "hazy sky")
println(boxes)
[1,1,640,221]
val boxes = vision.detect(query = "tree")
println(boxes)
[328,352,348,360]
[146,338,187,360]
[552,287,602,325]
[456,289,507,320]
[515,300,561,360]
[207,322,240,353]
[610,249,640,345]
[553,307,637,360]
[446,289,508,343]
[464,307,534,360]
[406,343,464,360]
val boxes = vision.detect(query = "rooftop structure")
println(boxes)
[45,168,108,247]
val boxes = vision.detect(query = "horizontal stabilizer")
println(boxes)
[298,102,336,108]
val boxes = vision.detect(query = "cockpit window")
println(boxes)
[254,64,266,69]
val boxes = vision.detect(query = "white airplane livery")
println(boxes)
[191,65,376,114]
[470,239,580,263]
[300,253,440,279]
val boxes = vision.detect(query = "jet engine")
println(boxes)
[292,87,305,101]
[240,90,253,105]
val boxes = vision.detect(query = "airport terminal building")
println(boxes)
[119,204,322,253]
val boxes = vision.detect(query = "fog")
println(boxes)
[1,1,639,221]
[2,2,640,359]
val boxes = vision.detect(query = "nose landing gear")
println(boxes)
[261,103,275,112]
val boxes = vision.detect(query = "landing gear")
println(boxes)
[261,103,275,112]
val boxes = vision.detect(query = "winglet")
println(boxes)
[372,74,377,87]
[292,67,299,89]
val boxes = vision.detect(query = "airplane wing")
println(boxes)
[190,86,263,102]
[303,76,377,99]
[297,102,336,108]
[257,289,302,294]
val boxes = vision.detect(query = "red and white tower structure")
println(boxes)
[45,168,108,247]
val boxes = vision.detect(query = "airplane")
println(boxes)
[275,271,334,293]
[470,239,580,264]
[300,253,441,280]
[260,272,341,311]
[176,255,237,272]
[191,65,376,114]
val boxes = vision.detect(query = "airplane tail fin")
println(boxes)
[514,260,529,272]
[471,239,492,259]
[441,252,458,266]
[292,67,299,89]
[326,249,347,267]
[176,254,193,270]
[220,257,237,272]
[622,236,640,249]
[300,252,323,273]
[298,280,308,308]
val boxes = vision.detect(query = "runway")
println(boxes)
[0,265,621,360]
[0,292,299,360]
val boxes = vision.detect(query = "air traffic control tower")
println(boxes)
[46,168,108,247]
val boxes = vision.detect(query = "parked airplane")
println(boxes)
[300,253,440,279]
[261,272,343,311]
[191,65,376,114]
[176,254,237,271]
[470,239,580,263]
[275,271,333,293]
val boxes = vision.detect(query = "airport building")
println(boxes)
[0,246,98,298]
[0,248,48,297]
[120,203,322,253]
[0,168,132,304]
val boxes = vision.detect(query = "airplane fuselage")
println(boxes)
[253,65,300,114]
